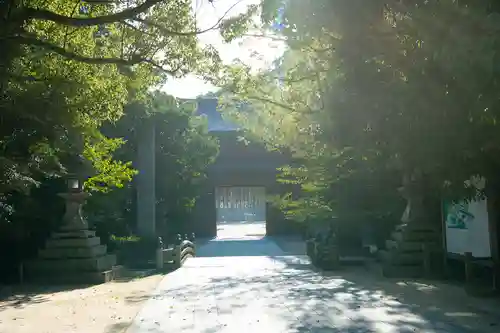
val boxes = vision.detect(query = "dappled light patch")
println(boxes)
[127,237,500,332]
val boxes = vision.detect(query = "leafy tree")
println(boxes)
[0,0,252,219]
[0,0,246,279]
[85,91,218,240]
[217,0,500,237]
[152,92,219,234]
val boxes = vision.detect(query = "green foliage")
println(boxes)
[84,91,219,241]
[150,92,219,233]
[269,165,333,224]
[111,235,141,243]
[0,0,248,280]
[270,193,333,224]
[220,5,259,43]
[0,0,252,220]
[217,0,500,231]
[84,134,138,193]
[109,234,157,268]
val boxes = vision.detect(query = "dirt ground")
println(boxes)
[0,274,163,333]
[273,236,500,332]
[1,243,500,333]
[341,268,500,333]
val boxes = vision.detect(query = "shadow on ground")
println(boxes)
[0,273,161,313]
[195,237,284,257]
[127,252,500,333]
[105,322,132,333]
[0,284,92,312]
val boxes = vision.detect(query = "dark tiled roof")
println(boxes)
[194,98,239,132]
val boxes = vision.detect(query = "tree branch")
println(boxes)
[129,0,244,36]
[266,73,324,84]
[10,35,177,75]
[23,0,163,27]
[247,94,297,112]
[63,1,82,48]
[144,59,182,75]
[242,33,287,42]
[121,20,155,37]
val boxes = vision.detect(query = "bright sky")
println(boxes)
[161,0,286,99]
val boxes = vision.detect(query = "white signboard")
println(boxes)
[444,199,491,258]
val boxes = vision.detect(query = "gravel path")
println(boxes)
[0,274,163,333]
[2,223,500,333]
[127,233,500,333]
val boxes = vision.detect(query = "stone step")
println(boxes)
[338,256,369,266]
[114,268,157,281]
[25,254,116,273]
[378,249,423,265]
[385,239,421,252]
[45,236,101,248]
[378,249,390,262]
[391,230,439,242]
[382,264,424,278]
[385,239,403,250]
[394,223,440,232]
[39,244,107,259]
[385,239,439,252]
[52,230,96,239]
[27,265,124,284]
[390,231,404,242]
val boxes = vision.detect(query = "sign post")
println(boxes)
[444,199,492,258]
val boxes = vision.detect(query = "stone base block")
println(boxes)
[391,230,439,242]
[26,254,116,273]
[386,239,421,252]
[28,265,124,285]
[382,264,423,278]
[52,230,96,239]
[45,236,101,248]
[39,244,107,259]
[378,249,423,265]
[394,223,440,232]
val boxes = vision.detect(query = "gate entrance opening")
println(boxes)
[215,186,266,224]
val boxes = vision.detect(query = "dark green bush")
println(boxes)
[109,235,157,268]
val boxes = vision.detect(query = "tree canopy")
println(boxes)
[85,91,218,239]
[217,0,500,225]
[0,0,251,218]
[1,0,234,280]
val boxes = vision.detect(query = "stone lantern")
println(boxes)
[25,154,119,284]
[58,155,93,232]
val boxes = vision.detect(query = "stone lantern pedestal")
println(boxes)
[25,175,121,284]
[379,172,441,278]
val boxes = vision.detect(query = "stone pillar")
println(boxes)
[136,117,156,237]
